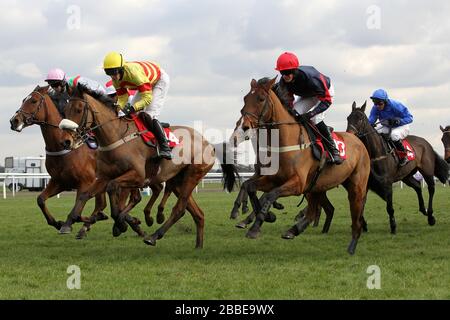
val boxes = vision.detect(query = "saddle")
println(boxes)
[381,134,416,161]
[132,113,180,148]
[301,120,347,164]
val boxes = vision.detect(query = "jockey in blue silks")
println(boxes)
[368,88,413,166]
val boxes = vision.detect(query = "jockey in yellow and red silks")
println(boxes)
[103,52,172,159]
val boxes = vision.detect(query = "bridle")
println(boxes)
[16,91,59,128]
[67,96,146,152]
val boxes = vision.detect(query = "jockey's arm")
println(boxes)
[116,88,130,109]
[308,99,330,117]
[133,87,153,111]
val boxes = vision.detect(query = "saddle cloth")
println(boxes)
[314,131,347,163]
[131,114,180,148]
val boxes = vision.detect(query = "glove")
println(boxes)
[388,118,401,126]
[122,103,135,116]
[298,112,314,122]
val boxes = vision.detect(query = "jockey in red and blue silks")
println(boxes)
[275,51,343,165]
[368,88,414,166]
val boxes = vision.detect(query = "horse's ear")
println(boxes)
[251,79,257,90]
[440,125,445,132]
[361,100,367,112]
[352,101,356,111]
[33,85,40,91]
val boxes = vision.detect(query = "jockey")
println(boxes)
[368,89,413,166]
[102,52,172,160]
[275,52,343,165]
[45,68,106,116]
[45,68,104,149]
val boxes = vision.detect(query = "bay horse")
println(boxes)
[233,77,370,254]
[9,85,110,238]
[347,102,449,232]
[439,125,450,163]
[60,84,237,248]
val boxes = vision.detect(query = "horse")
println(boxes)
[347,102,449,232]
[439,125,450,163]
[228,115,323,230]
[232,77,370,254]
[59,84,238,248]
[9,85,110,238]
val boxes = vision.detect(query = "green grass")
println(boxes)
[0,184,449,299]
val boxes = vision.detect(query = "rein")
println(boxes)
[68,97,147,152]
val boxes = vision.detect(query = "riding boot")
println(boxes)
[316,121,343,165]
[393,139,408,166]
[151,118,173,160]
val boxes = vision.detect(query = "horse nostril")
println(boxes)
[242,125,250,132]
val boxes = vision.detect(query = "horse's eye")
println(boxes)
[258,96,265,103]
[31,99,37,103]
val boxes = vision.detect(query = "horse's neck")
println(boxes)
[40,95,66,150]
[88,96,130,145]
[362,124,388,158]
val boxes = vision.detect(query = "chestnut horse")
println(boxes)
[60,84,237,248]
[233,77,370,254]
[347,102,449,232]
[9,85,110,238]
[440,125,450,163]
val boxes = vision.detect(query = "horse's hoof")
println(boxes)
[96,212,109,221]
[242,206,249,214]
[264,212,277,223]
[145,215,154,227]
[428,216,436,226]
[75,229,87,240]
[235,221,248,229]
[245,229,260,239]
[143,237,156,246]
[156,214,165,224]
[230,207,239,220]
[59,225,72,234]
[294,213,304,222]
[347,243,357,255]
[112,224,122,237]
[281,231,295,240]
[54,221,65,230]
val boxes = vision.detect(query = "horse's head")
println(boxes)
[346,101,369,136]
[10,86,51,132]
[230,77,278,146]
[440,125,450,162]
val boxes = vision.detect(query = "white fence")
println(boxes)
[0,172,256,199]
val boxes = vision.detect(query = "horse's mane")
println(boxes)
[76,83,116,110]
[257,77,292,109]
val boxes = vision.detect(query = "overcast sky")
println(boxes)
[2,0,450,165]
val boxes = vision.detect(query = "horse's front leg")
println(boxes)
[107,170,147,238]
[36,179,66,231]
[59,179,108,234]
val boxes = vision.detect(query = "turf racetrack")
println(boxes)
[0,184,449,299]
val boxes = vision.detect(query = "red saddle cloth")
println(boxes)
[131,114,180,148]
[316,132,347,161]
[399,139,416,161]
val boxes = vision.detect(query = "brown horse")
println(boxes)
[347,102,449,231]
[440,125,450,163]
[60,84,237,248]
[233,77,370,254]
[9,85,110,238]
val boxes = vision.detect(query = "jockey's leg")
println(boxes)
[391,125,410,166]
[316,121,343,165]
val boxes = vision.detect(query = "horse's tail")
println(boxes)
[214,142,240,192]
[434,151,449,184]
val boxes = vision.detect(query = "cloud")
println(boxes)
[1,0,450,164]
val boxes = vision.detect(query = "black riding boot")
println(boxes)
[316,121,343,165]
[393,139,408,166]
[151,118,173,160]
